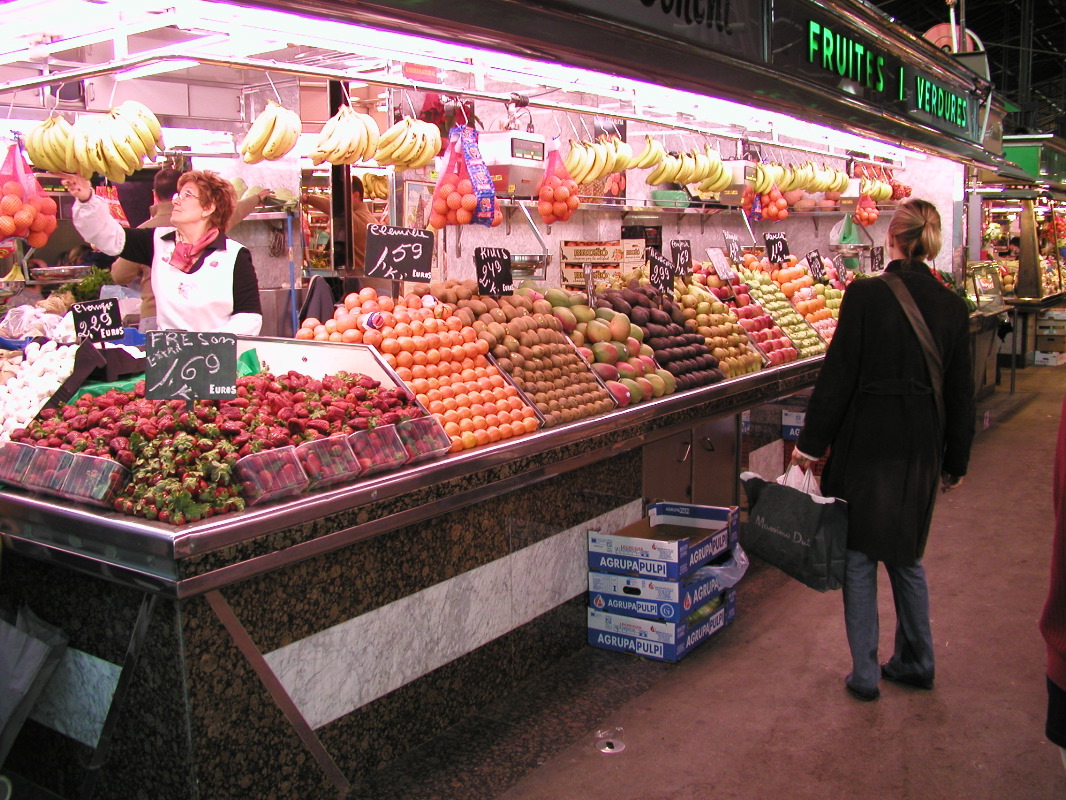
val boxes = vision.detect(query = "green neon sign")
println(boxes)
[807,20,885,92]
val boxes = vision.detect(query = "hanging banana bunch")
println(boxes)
[646,144,729,189]
[373,117,442,171]
[564,134,637,185]
[239,99,303,164]
[308,104,381,166]
[361,173,389,200]
[24,101,164,181]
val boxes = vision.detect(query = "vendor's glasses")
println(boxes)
[172,190,201,203]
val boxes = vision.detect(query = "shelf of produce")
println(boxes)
[0,353,823,598]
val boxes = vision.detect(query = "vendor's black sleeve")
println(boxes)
[231,248,262,315]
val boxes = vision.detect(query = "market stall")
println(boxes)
[0,1,999,797]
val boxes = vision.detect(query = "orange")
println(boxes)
[344,293,361,311]
[2,180,23,199]
[380,338,401,355]
[458,418,475,434]
[378,295,395,312]
[485,413,501,428]
[449,436,464,453]
[507,396,525,411]
[486,426,502,443]
[523,417,539,433]
[443,421,460,437]
[359,287,378,302]
[328,331,344,342]
[455,208,474,225]
[394,366,413,381]
[0,194,22,216]
[295,327,314,340]
[411,363,428,378]
[442,409,460,425]
[460,431,478,450]
[497,423,514,440]
[341,328,362,343]
[395,351,414,369]
[473,429,490,447]
[363,329,383,348]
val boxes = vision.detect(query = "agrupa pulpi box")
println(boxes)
[588,563,730,622]
[587,502,739,580]
[587,588,737,662]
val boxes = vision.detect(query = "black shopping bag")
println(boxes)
[739,467,848,592]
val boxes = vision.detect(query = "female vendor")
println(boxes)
[61,170,262,335]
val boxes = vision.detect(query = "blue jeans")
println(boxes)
[843,548,934,692]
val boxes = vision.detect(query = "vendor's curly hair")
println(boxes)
[177,170,236,233]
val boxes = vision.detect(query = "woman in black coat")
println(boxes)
[792,198,975,702]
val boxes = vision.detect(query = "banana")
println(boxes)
[374,117,414,162]
[391,125,425,168]
[114,112,148,164]
[691,149,710,183]
[568,141,593,184]
[111,104,156,160]
[353,113,380,162]
[107,116,142,174]
[2,261,26,281]
[30,119,61,173]
[586,140,610,182]
[239,99,281,162]
[311,108,350,164]
[631,135,659,169]
[260,106,301,161]
[117,100,162,149]
[645,154,677,185]
[337,110,369,164]
[409,122,441,168]
[564,140,586,177]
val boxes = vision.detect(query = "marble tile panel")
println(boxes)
[264,501,644,731]
[29,647,120,748]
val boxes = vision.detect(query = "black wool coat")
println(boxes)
[795,260,975,566]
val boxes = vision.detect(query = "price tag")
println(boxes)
[365,224,434,282]
[670,239,692,277]
[145,331,237,401]
[706,248,736,281]
[723,231,743,267]
[71,298,123,342]
[648,248,675,295]
[805,249,824,280]
[474,247,513,296]
[763,231,790,264]
[871,245,885,272]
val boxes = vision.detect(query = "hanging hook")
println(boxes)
[264,71,282,103]
[565,114,580,140]
[453,96,468,127]
[403,90,418,118]
[339,80,352,107]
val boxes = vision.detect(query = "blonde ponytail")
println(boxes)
[888,198,942,262]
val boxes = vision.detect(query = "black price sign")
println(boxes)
[706,248,736,281]
[763,231,790,264]
[648,248,675,295]
[723,231,743,267]
[670,239,692,277]
[474,247,513,296]
[145,331,237,401]
[72,298,123,342]
[365,224,434,282]
[805,249,824,280]
[871,246,885,272]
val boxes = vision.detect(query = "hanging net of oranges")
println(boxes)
[0,140,59,251]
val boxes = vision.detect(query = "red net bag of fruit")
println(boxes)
[93,184,130,227]
[0,142,59,251]
[536,138,580,225]
[428,126,499,229]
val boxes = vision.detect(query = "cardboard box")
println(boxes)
[782,409,805,440]
[588,503,739,580]
[588,562,730,621]
[587,589,737,662]
[561,263,622,286]
[1034,351,1066,366]
[1037,335,1066,353]
[620,238,646,267]
[560,240,625,263]
[1040,309,1066,321]
[1037,322,1066,336]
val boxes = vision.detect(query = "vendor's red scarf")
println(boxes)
[171,228,219,273]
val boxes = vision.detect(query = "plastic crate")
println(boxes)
[396,416,451,465]
[295,435,362,490]
[235,446,309,505]
[59,453,129,508]
[348,424,407,476]
[22,447,75,496]
[0,441,37,489]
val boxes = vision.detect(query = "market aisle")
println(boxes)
[484,367,1066,800]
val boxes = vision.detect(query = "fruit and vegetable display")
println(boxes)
[3,368,430,523]
[736,260,827,360]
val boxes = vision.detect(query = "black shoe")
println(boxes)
[880,664,934,690]
[845,678,880,702]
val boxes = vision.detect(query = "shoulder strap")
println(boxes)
[880,271,945,430]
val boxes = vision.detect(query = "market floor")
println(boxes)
[5,366,1066,800]
[348,363,1066,800]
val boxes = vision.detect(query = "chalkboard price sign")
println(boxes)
[648,248,675,295]
[474,247,513,296]
[805,249,824,280]
[706,248,736,281]
[871,245,885,272]
[365,224,434,282]
[763,231,790,264]
[145,331,238,401]
[72,298,123,342]
[723,231,743,267]
[670,239,692,277]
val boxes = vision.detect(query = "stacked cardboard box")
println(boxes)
[1036,312,1066,363]
[587,502,741,662]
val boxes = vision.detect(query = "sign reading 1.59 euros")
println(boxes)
[365,224,434,282]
